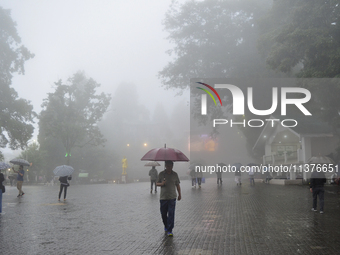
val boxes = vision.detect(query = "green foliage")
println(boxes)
[19,142,47,180]
[258,0,340,77]
[159,0,272,90]
[0,7,36,150]
[39,71,111,165]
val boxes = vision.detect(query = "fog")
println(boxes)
[1,0,192,177]
[2,0,328,182]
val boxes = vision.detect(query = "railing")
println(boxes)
[263,151,299,165]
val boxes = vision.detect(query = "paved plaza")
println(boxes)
[1,177,340,254]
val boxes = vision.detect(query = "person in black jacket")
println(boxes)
[0,170,4,213]
[58,175,71,201]
[310,171,326,213]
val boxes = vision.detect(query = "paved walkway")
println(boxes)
[1,177,340,254]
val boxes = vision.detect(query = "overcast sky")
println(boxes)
[1,0,189,144]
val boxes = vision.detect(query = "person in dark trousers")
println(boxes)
[196,170,202,188]
[310,171,326,213]
[149,166,158,193]
[13,165,24,197]
[58,175,71,201]
[216,170,222,185]
[157,160,181,237]
[0,170,4,214]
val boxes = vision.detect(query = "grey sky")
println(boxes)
[1,0,189,140]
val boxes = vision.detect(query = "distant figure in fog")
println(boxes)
[0,170,4,214]
[196,170,202,188]
[216,170,222,185]
[310,171,326,213]
[13,165,25,197]
[248,164,255,186]
[149,166,158,193]
[217,163,227,185]
[234,163,242,186]
[58,175,72,201]
[190,168,196,188]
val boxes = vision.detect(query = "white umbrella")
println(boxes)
[53,165,74,177]
[307,156,334,164]
[0,162,11,170]
[144,161,161,167]
[10,158,30,166]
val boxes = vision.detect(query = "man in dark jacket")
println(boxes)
[310,171,326,213]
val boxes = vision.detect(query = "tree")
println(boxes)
[159,0,272,90]
[19,142,47,182]
[258,0,340,77]
[39,71,111,165]
[99,82,151,177]
[0,7,35,152]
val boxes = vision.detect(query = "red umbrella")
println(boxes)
[141,144,189,162]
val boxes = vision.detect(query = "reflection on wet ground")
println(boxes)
[1,178,340,254]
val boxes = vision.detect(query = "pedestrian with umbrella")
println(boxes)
[0,163,8,214]
[217,163,226,185]
[145,161,160,194]
[141,144,188,237]
[10,159,30,198]
[53,165,74,201]
[233,163,242,186]
[156,160,181,237]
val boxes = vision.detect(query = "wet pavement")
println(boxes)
[1,177,340,254]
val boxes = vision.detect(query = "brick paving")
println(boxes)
[1,177,340,254]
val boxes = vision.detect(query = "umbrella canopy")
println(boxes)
[0,162,11,170]
[10,158,30,166]
[232,163,242,169]
[144,161,161,167]
[307,156,334,164]
[141,146,189,162]
[53,165,74,177]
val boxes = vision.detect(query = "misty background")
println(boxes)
[1,0,339,182]
[1,0,191,180]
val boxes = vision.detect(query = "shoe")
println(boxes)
[22,192,25,196]
[199,185,201,188]
[64,199,66,201]
[311,208,317,212]
[168,232,173,237]
[17,195,21,198]
[150,190,152,194]
[155,190,157,193]
[58,199,60,201]
[164,227,168,232]
[320,211,324,214]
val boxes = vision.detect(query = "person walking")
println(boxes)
[157,160,181,237]
[0,170,4,214]
[190,168,196,188]
[58,175,71,201]
[234,164,242,186]
[149,166,158,193]
[13,165,25,197]
[310,170,326,213]
[248,164,255,186]
[196,170,202,188]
